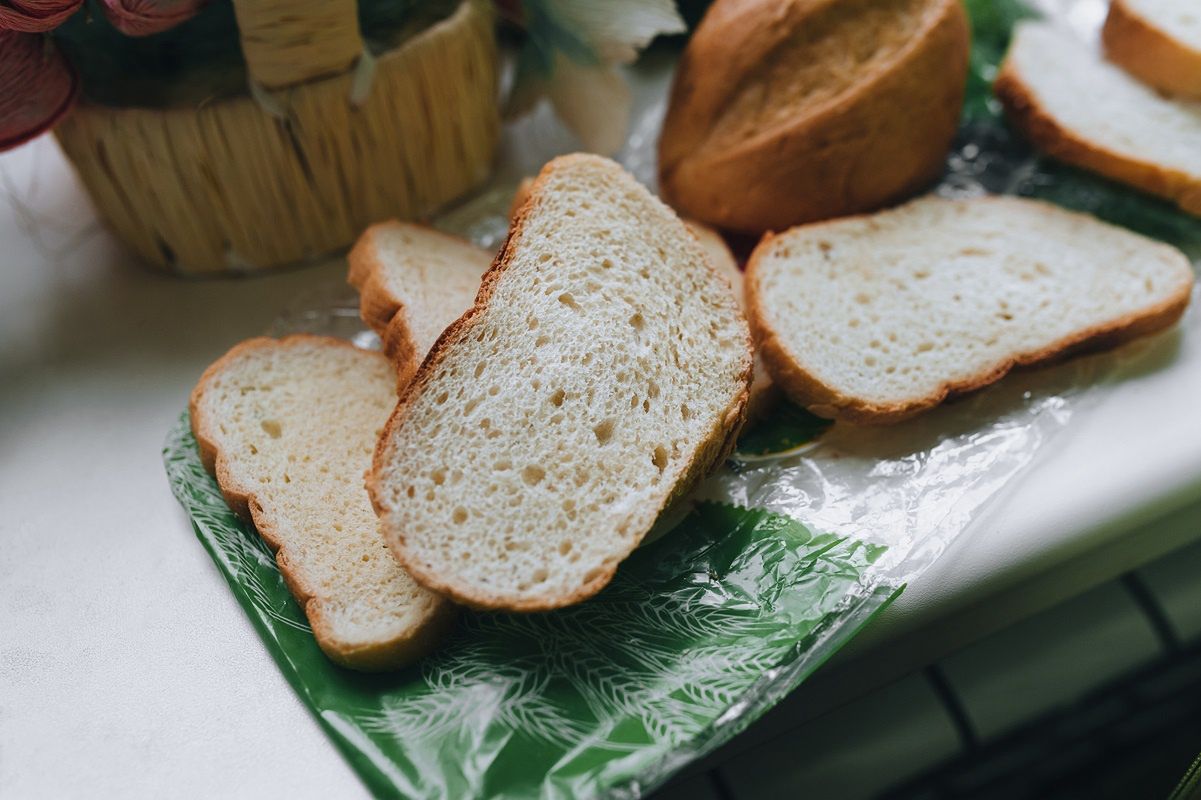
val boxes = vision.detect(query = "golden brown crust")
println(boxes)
[658,0,970,234]
[190,334,455,670]
[368,154,753,611]
[745,207,1194,425]
[994,54,1201,217]
[1103,0,1201,101]
[347,221,488,392]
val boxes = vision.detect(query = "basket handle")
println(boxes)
[232,0,364,90]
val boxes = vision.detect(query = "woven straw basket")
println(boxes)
[55,0,499,276]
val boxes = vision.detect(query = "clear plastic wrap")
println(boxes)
[165,1,1201,797]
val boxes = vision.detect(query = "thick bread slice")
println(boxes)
[190,335,454,670]
[370,154,752,611]
[747,196,1194,424]
[1104,0,1201,100]
[995,21,1201,217]
[658,0,969,233]
[348,223,493,387]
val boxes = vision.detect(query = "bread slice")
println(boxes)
[1104,0,1201,100]
[348,223,493,387]
[995,20,1201,217]
[687,220,778,419]
[369,154,752,611]
[190,335,454,670]
[658,0,969,233]
[747,195,1194,424]
[513,174,776,417]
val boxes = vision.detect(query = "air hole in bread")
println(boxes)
[474,362,485,378]
[558,292,581,311]
[452,507,468,524]
[261,420,282,438]
[629,312,645,331]
[522,465,545,486]
[652,445,669,473]
[593,418,615,444]
[549,389,565,407]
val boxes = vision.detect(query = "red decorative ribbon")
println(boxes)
[0,30,79,151]
[99,0,207,36]
[0,0,82,33]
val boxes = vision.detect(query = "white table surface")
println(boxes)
[2,125,1200,799]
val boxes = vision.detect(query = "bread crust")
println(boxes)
[347,222,488,391]
[745,200,1195,425]
[994,46,1201,217]
[658,0,970,234]
[369,155,752,611]
[1103,0,1201,101]
[190,334,456,670]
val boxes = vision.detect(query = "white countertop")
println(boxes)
[2,129,1199,798]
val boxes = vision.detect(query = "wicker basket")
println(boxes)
[55,0,499,276]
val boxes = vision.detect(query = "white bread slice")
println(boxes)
[348,223,493,387]
[1104,0,1201,100]
[190,335,454,670]
[747,195,1194,424]
[514,175,777,417]
[995,20,1201,217]
[369,154,752,611]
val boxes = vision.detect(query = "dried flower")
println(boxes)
[0,29,78,150]
[0,0,82,33]
[99,0,208,37]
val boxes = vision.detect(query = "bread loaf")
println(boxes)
[658,0,969,234]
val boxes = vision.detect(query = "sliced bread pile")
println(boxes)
[190,336,454,670]
[996,19,1201,216]
[746,195,1194,423]
[369,154,752,610]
